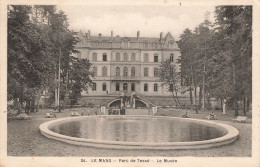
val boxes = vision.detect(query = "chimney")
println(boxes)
[111,31,113,38]
[88,30,91,39]
[137,31,140,40]
[160,32,163,41]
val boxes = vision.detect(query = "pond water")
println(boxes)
[50,117,228,142]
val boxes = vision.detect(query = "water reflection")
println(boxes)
[50,117,227,142]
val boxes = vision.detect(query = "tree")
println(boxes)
[178,28,195,107]
[213,6,252,116]
[8,5,55,113]
[68,57,93,106]
[8,5,80,113]
[159,59,182,108]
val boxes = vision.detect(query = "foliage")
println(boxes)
[7,5,88,113]
[159,59,182,108]
[178,6,252,115]
[68,57,93,105]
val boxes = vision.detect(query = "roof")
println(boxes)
[78,31,175,43]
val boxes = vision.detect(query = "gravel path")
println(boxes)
[7,108,252,157]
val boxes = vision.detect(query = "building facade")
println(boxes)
[74,30,181,97]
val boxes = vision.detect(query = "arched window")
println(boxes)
[154,67,158,77]
[131,67,135,77]
[116,67,120,77]
[102,66,107,76]
[144,83,148,92]
[102,83,107,91]
[154,83,158,92]
[93,66,97,76]
[144,67,148,77]
[123,83,128,91]
[170,53,174,62]
[116,53,120,61]
[93,53,97,61]
[144,53,148,62]
[131,53,136,62]
[123,67,128,77]
[116,83,120,91]
[92,83,96,91]
[123,52,128,61]
[131,83,135,91]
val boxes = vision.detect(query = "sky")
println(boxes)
[58,5,216,40]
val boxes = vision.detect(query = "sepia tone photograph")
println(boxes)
[1,0,259,167]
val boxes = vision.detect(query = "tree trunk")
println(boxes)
[30,95,36,113]
[199,85,202,109]
[246,97,250,112]
[207,93,210,111]
[234,98,239,116]
[194,84,197,105]
[220,98,223,111]
[18,84,24,114]
[36,88,41,112]
[189,76,193,107]
[243,95,246,115]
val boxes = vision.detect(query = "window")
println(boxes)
[123,67,128,77]
[144,83,148,92]
[154,68,158,77]
[102,83,107,91]
[123,83,128,91]
[131,67,135,77]
[93,66,97,76]
[116,67,120,77]
[144,53,148,62]
[169,84,174,91]
[93,53,97,61]
[170,53,174,62]
[92,83,96,91]
[103,53,107,61]
[102,66,107,76]
[154,54,158,62]
[144,67,148,77]
[131,83,135,91]
[116,53,120,61]
[123,52,128,61]
[131,53,136,62]
[116,83,120,91]
[154,83,158,92]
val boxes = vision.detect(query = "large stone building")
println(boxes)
[73,30,187,108]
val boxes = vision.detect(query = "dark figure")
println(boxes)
[194,105,198,114]
[181,112,189,118]
[122,106,126,115]
[108,108,112,115]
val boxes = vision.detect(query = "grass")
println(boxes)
[7,108,252,157]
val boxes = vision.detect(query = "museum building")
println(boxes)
[74,30,181,99]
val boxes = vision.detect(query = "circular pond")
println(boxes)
[39,116,239,150]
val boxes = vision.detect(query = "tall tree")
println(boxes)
[68,57,93,106]
[159,59,182,108]
[213,6,252,116]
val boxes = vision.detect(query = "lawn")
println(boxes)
[7,108,252,157]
